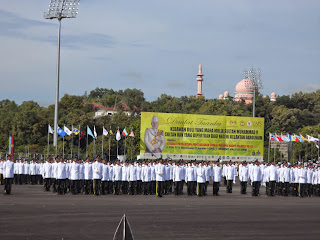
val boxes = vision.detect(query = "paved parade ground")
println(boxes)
[1,184,320,240]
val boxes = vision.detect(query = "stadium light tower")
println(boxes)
[244,68,263,117]
[44,0,80,148]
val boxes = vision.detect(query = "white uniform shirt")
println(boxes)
[43,161,52,179]
[70,162,80,180]
[212,164,222,182]
[196,165,206,183]
[239,165,249,182]
[155,163,165,182]
[84,162,92,180]
[113,165,122,181]
[102,164,109,181]
[3,160,14,179]
[92,161,102,180]
[128,165,137,181]
[57,162,67,180]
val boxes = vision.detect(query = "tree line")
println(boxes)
[0,88,319,160]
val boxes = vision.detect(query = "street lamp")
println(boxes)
[244,68,263,117]
[44,0,80,151]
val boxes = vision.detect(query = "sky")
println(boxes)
[1,0,320,107]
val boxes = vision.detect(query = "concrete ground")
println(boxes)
[0,183,320,240]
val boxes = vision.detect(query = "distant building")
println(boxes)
[270,92,277,102]
[219,78,276,104]
[84,102,135,119]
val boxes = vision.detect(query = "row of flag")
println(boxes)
[269,133,319,148]
[48,125,134,141]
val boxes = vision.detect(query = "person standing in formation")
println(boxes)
[92,157,102,196]
[43,158,52,191]
[212,161,222,196]
[239,161,249,194]
[155,159,165,197]
[3,155,14,194]
[186,161,197,196]
[113,160,122,195]
[196,161,206,197]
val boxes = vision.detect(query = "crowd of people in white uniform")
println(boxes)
[1,155,319,198]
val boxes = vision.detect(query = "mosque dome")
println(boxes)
[224,91,230,98]
[270,92,277,101]
[219,94,223,100]
[235,78,255,93]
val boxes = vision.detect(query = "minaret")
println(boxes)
[196,64,204,96]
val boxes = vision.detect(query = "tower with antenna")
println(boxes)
[196,64,204,96]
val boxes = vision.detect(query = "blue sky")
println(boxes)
[1,0,320,106]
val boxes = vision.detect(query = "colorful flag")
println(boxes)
[87,126,95,139]
[300,134,309,143]
[48,124,54,134]
[109,127,114,136]
[57,126,67,138]
[296,134,304,143]
[122,128,128,137]
[129,130,135,137]
[103,126,108,136]
[9,136,14,157]
[116,130,121,141]
[291,135,299,142]
[94,126,97,139]
[281,134,290,142]
[80,131,84,140]
[287,134,292,142]
[64,126,72,136]
[270,133,277,141]
[276,134,283,141]
[307,135,319,143]
[72,126,79,135]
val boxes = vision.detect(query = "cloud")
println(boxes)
[0,9,53,38]
[0,9,115,49]
[121,71,143,80]
[167,81,186,88]
[39,32,116,49]
[290,84,320,94]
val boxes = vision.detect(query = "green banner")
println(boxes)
[140,112,264,161]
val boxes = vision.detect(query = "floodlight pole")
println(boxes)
[53,17,61,153]
[44,0,80,154]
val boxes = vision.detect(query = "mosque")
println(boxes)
[196,64,277,103]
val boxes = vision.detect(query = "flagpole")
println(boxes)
[55,137,58,157]
[124,127,126,157]
[63,136,65,159]
[268,133,270,163]
[117,127,119,158]
[318,134,320,161]
[109,126,111,162]
[131,128,133,160]
[78,125,80,158]
[102,128,104,159]
[299,136,301,162]
[71,126,73,158]
[47,125,50,158]
[305,139,307,162]
[94,136,96,157]
[292,140,294,164]
[311,134,314,160]
[274,133,276,163]
[86,125,88,157]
